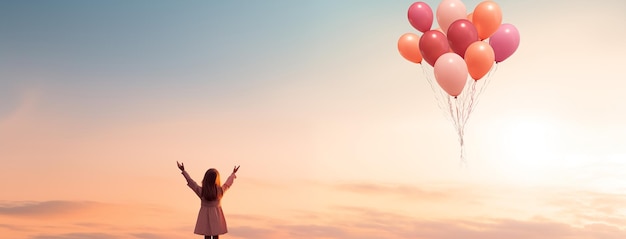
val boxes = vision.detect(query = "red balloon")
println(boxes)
[408,2,433,33]
[419,30,450,66]
[446,19,478,58]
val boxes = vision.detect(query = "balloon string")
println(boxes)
[442,81,467,165]
[455,63,499,165]
[421,64,444,110]
[456,97,462,131]
[458,129,466,167]
[469,64,498,121]
[455,97,466,166]
[479,63,496,96]
[425,63,502,165]
[464,80,478,126]
[422,64,452,122]
[462,75,474,127]
[447,96,459,132]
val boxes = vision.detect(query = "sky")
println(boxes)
[1,0,626,238]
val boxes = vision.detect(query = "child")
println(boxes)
[177,161,240,239]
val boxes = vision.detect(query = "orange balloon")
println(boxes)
[464,41,494,80]
[398,33,422,64]
[473,1,502,40]
[467,12,473,22]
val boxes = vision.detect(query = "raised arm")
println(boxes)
[222,165,240,192]
[178,161,202,197]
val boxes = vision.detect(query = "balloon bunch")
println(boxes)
[397,0,520,163]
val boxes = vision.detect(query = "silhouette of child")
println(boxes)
[178,161,240,239]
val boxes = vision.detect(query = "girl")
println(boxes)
[177,161,240,239]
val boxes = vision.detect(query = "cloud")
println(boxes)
[0,200,178,219]
[73,223,117,230]
[31,232,185,239]
[0,201,102,217]
[0,200,189,239]
[228,213,281,224]
[226,180,626,239]
[334,182,453,201]
[546,190,626,228]
[129,233,170,239]
[228,226,274,239]
[316,192,626,239]
[31,232,118,239]
[0,223,31,232]
[224,202,626,239]
[278,179,481,203]
[4,188,626,239]
[277,224,348,238]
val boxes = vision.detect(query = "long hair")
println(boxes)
[201,168,223,201]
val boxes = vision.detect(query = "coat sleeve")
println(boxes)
[181,170,202,197]
[222,173,237,193]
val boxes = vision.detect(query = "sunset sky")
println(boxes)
[1,0,626,238]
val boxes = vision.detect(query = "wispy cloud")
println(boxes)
[31,232,118,239]
[277,224,348,238]
[223,185,626,239]
[228,226,275,239]
[334,182,454,201]
[547,190,626,227]
[3,187,626,239]
[0,201,102,217]
[229,206,626,239]
[0,200,188,239]
[0,223,32,232]
[129,232,171,239]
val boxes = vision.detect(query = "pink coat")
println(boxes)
[182,170,237,236]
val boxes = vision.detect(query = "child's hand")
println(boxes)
[177,161,185,171]
[233,165,240,174]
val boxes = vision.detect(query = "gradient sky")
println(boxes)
[2,0,626,238]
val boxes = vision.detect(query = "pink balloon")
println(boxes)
[489,23,520,63]
[436,0,467,33]
[419,30,450,66]
[434,53,468,97]
[408,2,433,33]
[446,19,478,58]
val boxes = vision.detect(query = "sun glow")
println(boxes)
[487,114,564,185]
